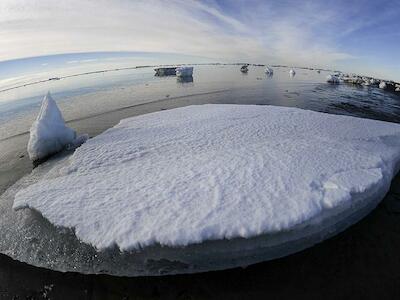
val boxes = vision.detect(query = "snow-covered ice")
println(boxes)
[326,75,340,84]
[14,104,400,252]
[379,81,387,89]
[176,66,193,77]
[27,92,88,161]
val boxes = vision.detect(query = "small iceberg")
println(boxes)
[240,65,248,73]
[395,84,400,92]
[326,75,340,84]
[176,66,193,77]
[265,67,273,75]
[27,92,88,162]
[289,69,296,76]
[379,81,387,89]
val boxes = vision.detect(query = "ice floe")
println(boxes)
[27,92,88,162]
[379,81,387,89]
[14,104,400,252]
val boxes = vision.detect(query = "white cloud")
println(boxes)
[1,0,396,80]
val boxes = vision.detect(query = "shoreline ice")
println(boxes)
[13,104,400,252]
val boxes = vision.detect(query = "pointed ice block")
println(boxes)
[27,92,77,161]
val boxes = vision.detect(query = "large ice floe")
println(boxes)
[27,92,88,161]
[8,104,400,276]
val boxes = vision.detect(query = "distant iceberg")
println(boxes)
[27,92,88,162]
[379,81,387,89]
[326,75,340,84]
[289,69,296,76]
[176,66,193,77]
[265,67,273,75]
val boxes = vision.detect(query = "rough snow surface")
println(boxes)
[14,104,400,251]
[176,66,193,77]
[27,92,88,161]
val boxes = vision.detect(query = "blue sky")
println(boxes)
[0,0,399,81]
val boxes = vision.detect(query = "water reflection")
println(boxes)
[177,75,193,83]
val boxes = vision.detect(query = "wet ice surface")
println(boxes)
[1,65,400,276]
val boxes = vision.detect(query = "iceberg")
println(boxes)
[176,66,193,77]
[326,75,340,84]
[13,104,400,259]
[240,65,248,73]
[379,81,387,89]
[289,68,296,76]
[265,67,273,75]
[27,92,88,162]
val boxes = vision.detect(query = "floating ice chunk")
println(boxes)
[289,69,296,76]
[14,105,400,251]
[176,66,193,77]
[265,67,273,75]
[27,92,88,162]
[326,75,340,84]
[379,81,387,89]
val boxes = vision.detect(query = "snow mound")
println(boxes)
[176,66,193,77]
[27,92,88,161]
[326,75,340,84]
[14,104,400,251]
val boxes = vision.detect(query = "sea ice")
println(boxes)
[27,92,88,161]
[379,81,387,89]
[176,66,193,77]
[14,105,400,252]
